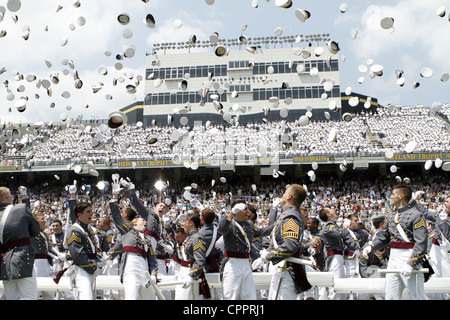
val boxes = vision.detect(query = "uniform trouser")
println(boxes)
[427,243,450,300]
[34,258,54,300]
[3,276,37,300]
[326,254,345,300]
[175,266,203,300]
[122,252,155,300]
[385,248,425,300]
[222,258,256,300]
[72,266,95,300]
[268,261,297,300]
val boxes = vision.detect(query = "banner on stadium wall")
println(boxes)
[385,153,450,161]
[0,165,22,171]
[117,159,212,168]
[293,155,328,163]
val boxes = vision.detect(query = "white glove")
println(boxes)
[307,247,316,256]
[57,252,67,262]
[112,180,123,195]
[161,243,173,255]
[120,177,135,190]
[362,245,372,259]
[252,258,264,271]
[232,203,247,214]
[182,276,193,289]
[413,191,425,200]
[272,197,282,208]
[68,184,77,195]
[439,211,448,221]
[401,264,413,278]
[18,186,27,196]
[145,274,157,288]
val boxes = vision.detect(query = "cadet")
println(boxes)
[0,186,40,300]
[319,206,359,300]
[109,180,158,300]
[263,184,310,300]
[65,184,100,300]
[32,212,54,300]
[365,184,428,300]
[175,212,207,300]
[218,200,274,300]
[122,179,171,276]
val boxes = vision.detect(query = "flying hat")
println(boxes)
[275,0,292,8]
[295,9,311,22]
[108,111,128,129]
[143,14,156,28]
[118,13,130,25]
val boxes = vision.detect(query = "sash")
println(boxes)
[72,223,96,255]
[394,213,411,242]
[233,221,250,252]
[0,205,13,244]
[205,225,218,257]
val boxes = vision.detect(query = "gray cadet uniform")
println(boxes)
[370,201,428,300]
[175,229,207,300]
[218,212,274,300]
[0,198,40,300]
[109,199,158,300]
[320,219,359,299]
[198,220,222,273]
[125,189,169,272]
[266,205,311,300]
[65,198,99,300]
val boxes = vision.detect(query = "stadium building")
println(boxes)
[121,34,379,127]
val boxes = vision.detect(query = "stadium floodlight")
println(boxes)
[151,33,333,53]
[154,180,165,191]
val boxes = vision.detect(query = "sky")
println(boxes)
[0,0,449,125]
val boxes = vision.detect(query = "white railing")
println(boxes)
[1,271,449,300]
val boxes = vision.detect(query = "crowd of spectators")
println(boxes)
[1,104,450,167]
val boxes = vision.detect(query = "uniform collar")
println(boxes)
[282,204,299,212]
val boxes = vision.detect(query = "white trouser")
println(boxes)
[222,258,256,300]
[427,243,450,300]
[72,266,95,300]
[385,248,425,300]
[268,261,297,300]
[326,254,345,300]
[34,258,54,300]
[429,243,450,278]
[102,257,121,300]
[344,256,359,278]
[167,260,181,277]
[122,252,155,300]
[175,265,202,300]
[3,276,37,300]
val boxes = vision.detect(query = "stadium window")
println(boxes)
[298,87,306,99]
[170,94,176,104]
[332,86,340,97]
[292,88,299,99]
[304,61,311,72]
[151,95,158,105]
[305,87,312,99]
[278,63,285,74]
[312,86,319,98]
[331,60,339,71]
[279,89,286,99]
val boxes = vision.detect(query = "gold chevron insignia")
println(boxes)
[67,231,81,245]
[282,217,300,239]
[193,240,206,252]
[414,218,426,230]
